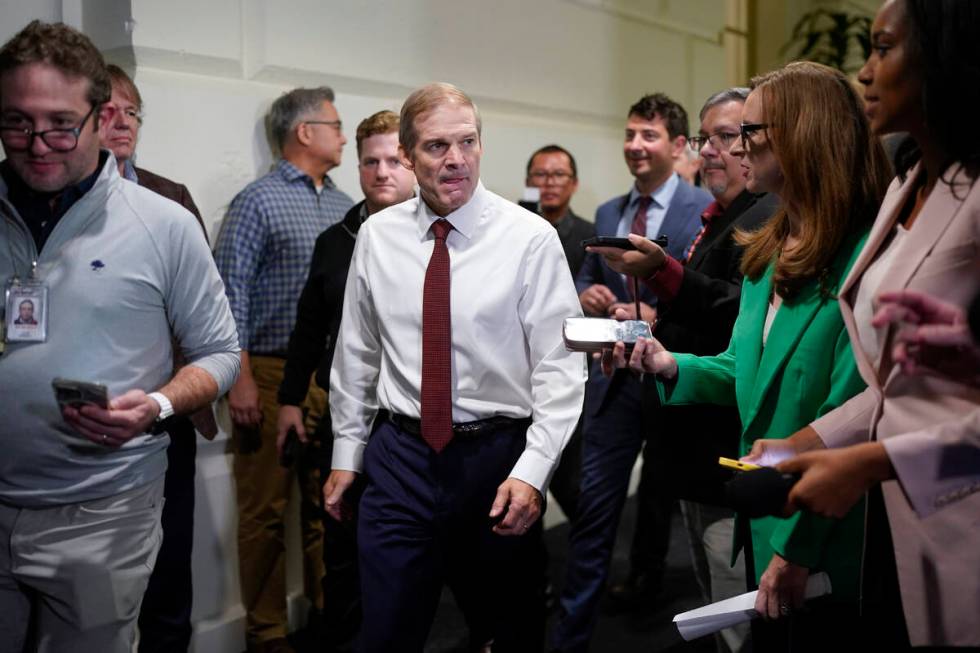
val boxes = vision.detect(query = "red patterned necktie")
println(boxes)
[420,219,454,452]
[630,195,652,236]
[627,196,652,299]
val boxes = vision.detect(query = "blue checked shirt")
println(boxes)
[215,159,353,354]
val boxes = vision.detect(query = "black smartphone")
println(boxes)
[279,426,303,468]
[581,235,668,250]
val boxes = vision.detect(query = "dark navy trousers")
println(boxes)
[552,374,672,653]
[356,418,541,653]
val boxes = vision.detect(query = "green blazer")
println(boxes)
[660,231,869,602]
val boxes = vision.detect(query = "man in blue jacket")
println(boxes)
[553,92,711,652]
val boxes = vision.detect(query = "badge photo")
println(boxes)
[5,283,48,343]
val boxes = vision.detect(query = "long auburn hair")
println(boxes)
[736,61,892,299]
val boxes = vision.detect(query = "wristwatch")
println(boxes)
[148,391,175,434]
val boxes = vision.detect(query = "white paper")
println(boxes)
[673,572,832,641]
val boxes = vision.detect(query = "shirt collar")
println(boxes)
[628,172,679,211]
[122,158,139,183]
[275,158,336,190]
[416,181,487,241]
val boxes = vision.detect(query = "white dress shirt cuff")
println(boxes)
[509,448,558,495]
[330,437,365,473]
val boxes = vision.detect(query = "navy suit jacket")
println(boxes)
[576,178,712,415]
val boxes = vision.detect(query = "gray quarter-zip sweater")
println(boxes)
[0,154,239,507]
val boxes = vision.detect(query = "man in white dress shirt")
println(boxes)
[322,82,586,651]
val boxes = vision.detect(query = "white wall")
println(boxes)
[0,1,732,650]
[110,0,729,232]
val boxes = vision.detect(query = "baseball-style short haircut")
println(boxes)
[106,63,142,111]
[355,110,400,157]
[627,92,690,140]
[267,86,336,151]
[399,82,481,154]
[526,144,578,179]
[0,20,111,110]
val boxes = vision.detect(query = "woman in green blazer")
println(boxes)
[608,62,892,650]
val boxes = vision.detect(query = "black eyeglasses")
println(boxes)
[0,104,97,153]
[528,170,574,184]
[304,119,342,133]
[688,131,740,152]
[739,123,770,150]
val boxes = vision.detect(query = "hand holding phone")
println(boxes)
[52,377,109,410]
[563,317,653,353]
[581,235,669,251]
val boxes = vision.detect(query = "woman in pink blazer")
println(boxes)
[745,0,980,648]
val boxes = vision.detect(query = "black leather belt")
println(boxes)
[385,411,531,440]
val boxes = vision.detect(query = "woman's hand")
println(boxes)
[755,553,809,620]
[600,336,677,378]
[874,289,980,383]
[777,442,893,518]
[742,426,827,467]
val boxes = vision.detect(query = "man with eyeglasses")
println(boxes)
[590,87,777,653]
[98,63,216,653]
[214,86,353,653]
[525,145,595,279]
[275,109,415,652]
[0,21,239,653]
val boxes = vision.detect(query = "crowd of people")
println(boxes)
[0,1,977,652]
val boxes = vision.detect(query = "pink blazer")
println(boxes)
[811,163,980,647]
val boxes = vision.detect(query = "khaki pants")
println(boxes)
[233,355,326,645]
[0,478,165,653]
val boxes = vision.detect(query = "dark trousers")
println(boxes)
[357,418,542,653]
[628,439,675,579]
[548,418,582,521]
[316,413,362,653]
[553,376,672,653]
[138,418,196,653]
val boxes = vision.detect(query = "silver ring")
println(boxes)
[779,602,791,616]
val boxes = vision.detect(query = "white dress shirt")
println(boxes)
[330,182,587,492]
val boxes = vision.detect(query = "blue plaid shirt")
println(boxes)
[215,159,353,354]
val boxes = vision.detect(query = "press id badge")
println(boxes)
[5,279,48,343]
